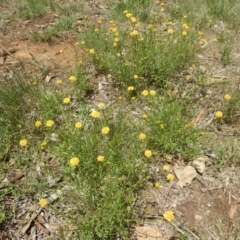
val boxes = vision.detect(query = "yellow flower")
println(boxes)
[150,90,156,96]
[130,17,137,23]
[40,141,47,149]
[168,29,174,34]
[117,53,121,57]
[69,76,77,82]
[163,211,175,222]
[142,90,149,96]
[70,157,80,166]
[123,10,128,14]
[81,41,85,45]
[142,114,148,119]
[139,133,146,140]
[163,165,170,171]
[133,75,139,79]
[89,49,95,54]
[126,206,131,212]
[160,124,164,129]
[91,110,100,118]
[155,182,160,188]
[128,86,134,91]
[107,74,112,78]
[182,23,190,30]
[160,7,164,12]
[101,127,110,134]
[97,155,104,162]
[46,120,54,127]
[19,139,28,147]
[130,30,138,36]
[182,31,187,36]
[144,150,152,158]
[111,27,118,33]
[98,102,105,109]
[224,94,231,101]
[75,122,83,129]
[215,111,223,119]
[63,97,70,104]
[114,38,119,42]
[35,121,42,128]
[166,173,175,181]
[55,79,62,85]
[126,13,133,18]
[38,198,48,208]
[59,49,64,54]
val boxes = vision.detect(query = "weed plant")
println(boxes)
[82,10,198,88]
[17,0,55,19]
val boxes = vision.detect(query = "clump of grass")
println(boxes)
[51,104,146,239]
[206,0,240,29]
[221,86,240,124]
[81,9,199,88]
[140,92,201,159]
[217,31,234,66]
[17,0,55,19]
[167,0,210,30]
[31,15,77,41]
[0,73,37,158]
[109,0,152,22]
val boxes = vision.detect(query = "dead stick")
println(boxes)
[0,48,16,57]
[33,219,50,235]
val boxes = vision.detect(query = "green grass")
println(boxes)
[17,0,55,19]
[81,11,198,88]
[1,0,240,239]
[31,15,77,41]
[206,0,240,29]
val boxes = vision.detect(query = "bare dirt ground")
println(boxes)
[1,2,240,240]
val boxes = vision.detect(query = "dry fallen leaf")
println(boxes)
[0,57,4,65]
[174,165,197,188]
[193,156,209,163]
[135,226,166,240]
[228,200,238,233]
[229,201,237,219]
[192,160,205,174]
[23,20,31,26]
[20,205,42,235]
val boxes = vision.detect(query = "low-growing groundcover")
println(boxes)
[1,0,240,239]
